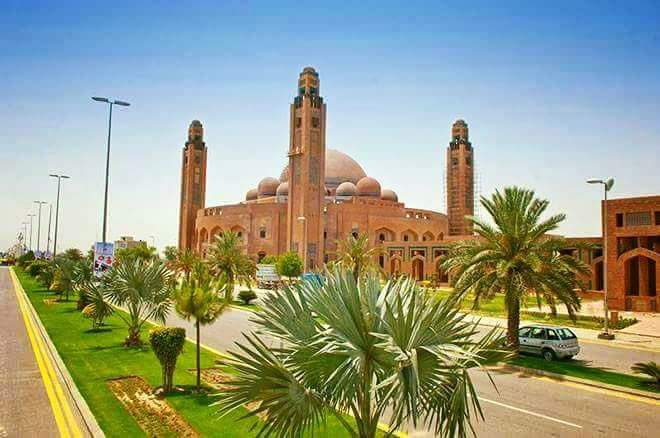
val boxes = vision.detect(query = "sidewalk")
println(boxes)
[1,267,102,437]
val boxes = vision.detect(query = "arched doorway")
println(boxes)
[411,257,424,281]
[624,255,657,297]
[390,257,402,276]
[435,259,449,283]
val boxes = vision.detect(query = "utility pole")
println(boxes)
[49,174,70,256]
[34,201,47,253]
[27,214,35,251]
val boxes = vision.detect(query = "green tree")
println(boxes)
[260,254,278,265]
[167,248,197,282]
[275,251,303,280]
[102,260,172,346]
[441,187,590,349]
[214,268,508,438]
[336,234,383,281]
[63,248,84,261]
[115,243,159,266]
[81,280,113,329]
[149,327,186,393]
[207,231,256,304]
[173,260,227,390]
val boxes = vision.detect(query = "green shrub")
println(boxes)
[37,263,57,288]
[276,252,303,279]
[260,255,278,265]
[17,251,35,268]
[149,327,186,393]
[26,259,50,278]
[238,289,258,305]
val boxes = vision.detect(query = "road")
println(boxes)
[165,304,660,438]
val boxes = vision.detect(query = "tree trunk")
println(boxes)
[507,296,520,351]
[196,320,201,390]
[125,326,141,347]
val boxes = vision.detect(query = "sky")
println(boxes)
[1,0,659,253]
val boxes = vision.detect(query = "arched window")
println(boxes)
[259,228,266,239]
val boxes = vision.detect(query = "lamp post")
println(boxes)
[587,177,615,340]
[49,174,70,256]
[149,235,156,249]
[21,222,29,252]
[91,96,130,243]
[297,216,307,272]
[46,203,52,256]
[34,201,47,253]
[27,214,35,251]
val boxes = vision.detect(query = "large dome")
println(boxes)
[280,149,367,191]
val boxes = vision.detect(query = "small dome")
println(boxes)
[336,181,357,197]
[356,176,381,197]
[276,182,289,196]
[381,189,398,202]
[257,177,279,198]
[245,188,258,201]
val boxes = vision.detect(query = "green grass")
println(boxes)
[430,289,636,331]
[15,268,357,437]
[511,355,660,394]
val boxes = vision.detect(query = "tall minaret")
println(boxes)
[446,119,474,235]
[178,120,207,251]
[286,67,326,270]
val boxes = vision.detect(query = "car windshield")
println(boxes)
[556,328,576,340]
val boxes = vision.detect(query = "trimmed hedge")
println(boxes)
[149,327,186,393]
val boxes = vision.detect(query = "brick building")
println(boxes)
[178,67,475,281]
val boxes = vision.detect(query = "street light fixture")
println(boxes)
[91,96,130,243]
[34,201,47,253]
[587,177,615,340]
[21,222,29,252]
[49,174,70,256]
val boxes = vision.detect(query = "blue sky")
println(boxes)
[1,0,659,252]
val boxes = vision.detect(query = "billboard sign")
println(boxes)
[93,242,114,277]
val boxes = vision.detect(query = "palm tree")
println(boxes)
[207,231,256,304]
[441,187,590,349]
[81,280,113,329]
[335,234,383,281]
[214,268,509,438]
[173,260,227,390]
[167,248,197,281]
[102,259,172,346]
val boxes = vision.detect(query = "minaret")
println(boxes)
[446,119,474,235]
[178,120,207,251]
[286,67,326,270]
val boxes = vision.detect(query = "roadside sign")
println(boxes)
[93,242,114,277]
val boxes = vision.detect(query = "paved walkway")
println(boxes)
[0,267,96,437]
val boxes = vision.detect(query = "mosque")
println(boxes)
[178,66,475,282]
[177,66,659,311]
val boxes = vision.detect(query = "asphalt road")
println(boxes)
[165,305,660,438]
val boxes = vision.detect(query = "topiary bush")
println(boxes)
[276,252,303,279]
[149,327,186,393]
[238,289,258,305]
[26,259,50,278]
[260,255,278,265]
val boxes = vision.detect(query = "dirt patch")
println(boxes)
[107,376,199,437]
[43,298,59,306]
[192,368,265,420]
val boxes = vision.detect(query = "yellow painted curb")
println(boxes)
[10,268,83,438]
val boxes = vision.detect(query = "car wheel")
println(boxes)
[542,349,555,362]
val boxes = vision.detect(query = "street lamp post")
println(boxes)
[587,177,615,340]
[27,214,35,251]
[46,203,52,255]
[92,97,130,243]
[49,174,70,256]
[34,201,47,253]
[21,222,29,252]
[297,216,307,272]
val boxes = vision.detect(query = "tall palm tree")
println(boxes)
[166,248,197,282]
[102,259,172,346]
[214,268,509,438]
[207,231,256,304]
[335,234,383,281]
[441,187,590,349]
[173,260,227,390]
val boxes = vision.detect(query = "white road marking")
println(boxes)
[479,397,583,429]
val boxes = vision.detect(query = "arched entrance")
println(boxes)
[390,257,402,276]
[435,259,449,283]
[411,257,425,281]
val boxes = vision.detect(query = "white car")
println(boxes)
[518,325,580,361]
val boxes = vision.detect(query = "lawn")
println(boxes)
[429,289,636,331]
[511,355,660,394]
[14,268,361,437]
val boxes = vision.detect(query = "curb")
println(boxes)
[614,329,660,340]
[499,363,660,401]
[10,268,105,437]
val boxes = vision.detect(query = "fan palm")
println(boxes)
[441,187,590,349]
[102,259,173,346]
[207,231,256,304]
[214,268,509,438]
[81,280,113,329]
[336,233,383,281]
[173,260,228,389]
